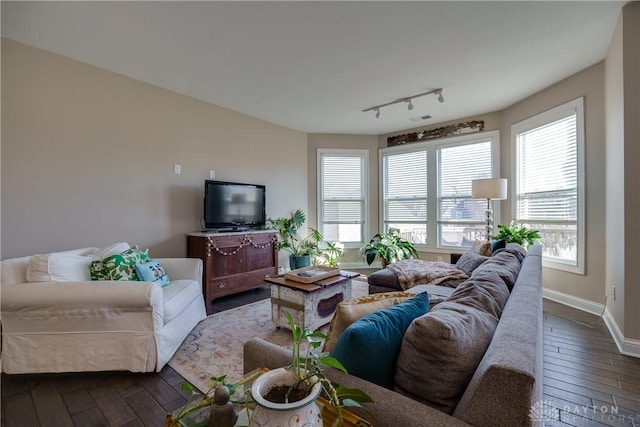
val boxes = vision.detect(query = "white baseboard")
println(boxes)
[543,288,640,358]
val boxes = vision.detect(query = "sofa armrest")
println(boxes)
[156,258,202,284]
[1,281,163,313]
[244,338,471,427]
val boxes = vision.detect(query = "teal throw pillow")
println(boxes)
[331,292,430,389]
[491,239,506,252]
[135,260,170,286]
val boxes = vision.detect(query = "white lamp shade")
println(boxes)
[472,178,507,200]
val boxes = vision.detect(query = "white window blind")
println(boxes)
[513,97,584,272]
[318,150,366,244]
[438,141,493,246]
[382,150,428,244]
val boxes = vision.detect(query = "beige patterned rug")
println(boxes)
[168,279,369,393]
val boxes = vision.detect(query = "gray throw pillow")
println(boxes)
[455,251,489,276]
[394,299,498,414]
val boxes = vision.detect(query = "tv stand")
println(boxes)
[187,230,278,311]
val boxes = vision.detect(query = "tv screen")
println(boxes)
[204,180,266,230]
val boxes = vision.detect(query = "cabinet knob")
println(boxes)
[218,282,227,288]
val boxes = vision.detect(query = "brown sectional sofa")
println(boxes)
[244,245,543,426]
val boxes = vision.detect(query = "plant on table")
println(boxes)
[250,311,373,425]
[494,220,542,248]
[361,227,418,267]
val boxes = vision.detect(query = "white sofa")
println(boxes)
[1,246,206,374]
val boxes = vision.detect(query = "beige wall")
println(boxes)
[1,39,308,260]
[622,2,640,340]
[605,14,626,336]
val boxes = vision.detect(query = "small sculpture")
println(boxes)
[207,385,238,427]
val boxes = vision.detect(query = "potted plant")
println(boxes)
[361,227,418,267]
[267,209,323,269]
[249,311,373,426]
[494,220,542,248]
[168,311,373,427]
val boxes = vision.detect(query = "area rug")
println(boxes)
[168,279,369,393]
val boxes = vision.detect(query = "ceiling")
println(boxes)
[1,1,625,135]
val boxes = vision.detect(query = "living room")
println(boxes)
[2,1,639,426]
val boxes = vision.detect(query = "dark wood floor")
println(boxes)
[2,292,639,427]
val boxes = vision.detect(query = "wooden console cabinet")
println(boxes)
[187,230,278,311]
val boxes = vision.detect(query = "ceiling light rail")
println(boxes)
[363,88,444,119]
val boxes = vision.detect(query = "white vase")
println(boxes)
[249,367,322,427]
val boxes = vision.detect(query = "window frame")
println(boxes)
[511,97,585,274]
[379,130,501,251]
[317,148,369,248]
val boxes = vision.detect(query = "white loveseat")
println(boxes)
[1,245,206,374]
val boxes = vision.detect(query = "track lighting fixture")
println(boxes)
[363,88,444,118]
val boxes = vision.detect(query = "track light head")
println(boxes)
[405,99,414,111]
[435,89,445,103]
[375,108,381,119]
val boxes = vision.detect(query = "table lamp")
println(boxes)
[471,178,507,241]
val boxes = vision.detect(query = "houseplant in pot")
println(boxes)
[361,227,418,267]
[250,311,373,426]
[494,220,542,248]
[268,209,323,269]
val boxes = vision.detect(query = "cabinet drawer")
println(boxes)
[208,235,245,248]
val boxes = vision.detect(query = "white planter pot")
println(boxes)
[249,367,322,427]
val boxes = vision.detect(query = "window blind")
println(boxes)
[383,150,427,223]
[319,153,365,243]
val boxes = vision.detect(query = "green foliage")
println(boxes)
[360,227,418,266]
[267,209,344,266]
[284,311,374,425]
[494,220,542,248]
[267,209,322,257]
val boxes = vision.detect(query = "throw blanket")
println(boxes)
[387,259,468,290]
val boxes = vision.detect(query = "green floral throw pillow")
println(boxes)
[90,260,109,281]
[102,246,150,281]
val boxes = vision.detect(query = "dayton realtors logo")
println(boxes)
[529,400,558,422]
[530,400,638,424]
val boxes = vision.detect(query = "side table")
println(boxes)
[265,270,360,331]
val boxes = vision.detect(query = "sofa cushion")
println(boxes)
[448,276,509,320]
[135,260,170,286]
[26,253,93,282]
[323,291,415,353]
[88,242,131,260]
[455,251,489,276]
[472,248,523,290]
[162,279,203,323]
[102,246,150,281]
[366,268,402,291]
[394,296,499,413]
[332,292,430,389]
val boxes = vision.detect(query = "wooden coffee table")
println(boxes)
[265,270,360,331]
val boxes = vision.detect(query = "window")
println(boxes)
[512,98,584,273]
[317,149,368,246]
[380,131,499,249]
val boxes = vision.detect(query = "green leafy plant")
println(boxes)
[360,227,418,266]
[494,220,542,248]
[315,241,344,268]
[267,209,323,257]
[283,311,373,423]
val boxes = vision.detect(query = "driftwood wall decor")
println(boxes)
[387,120,485,146]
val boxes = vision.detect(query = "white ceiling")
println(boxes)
[1,1,625,135]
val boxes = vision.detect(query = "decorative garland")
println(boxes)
[387,120,485,146]
[206,234,278,257]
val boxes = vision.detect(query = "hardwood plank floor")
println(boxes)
[2,292,639,426]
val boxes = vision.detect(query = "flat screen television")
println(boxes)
[203,180,266,231]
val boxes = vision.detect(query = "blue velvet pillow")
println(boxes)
[331,292,430,389]
[491,239,506,252]
[135,260,170,286]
